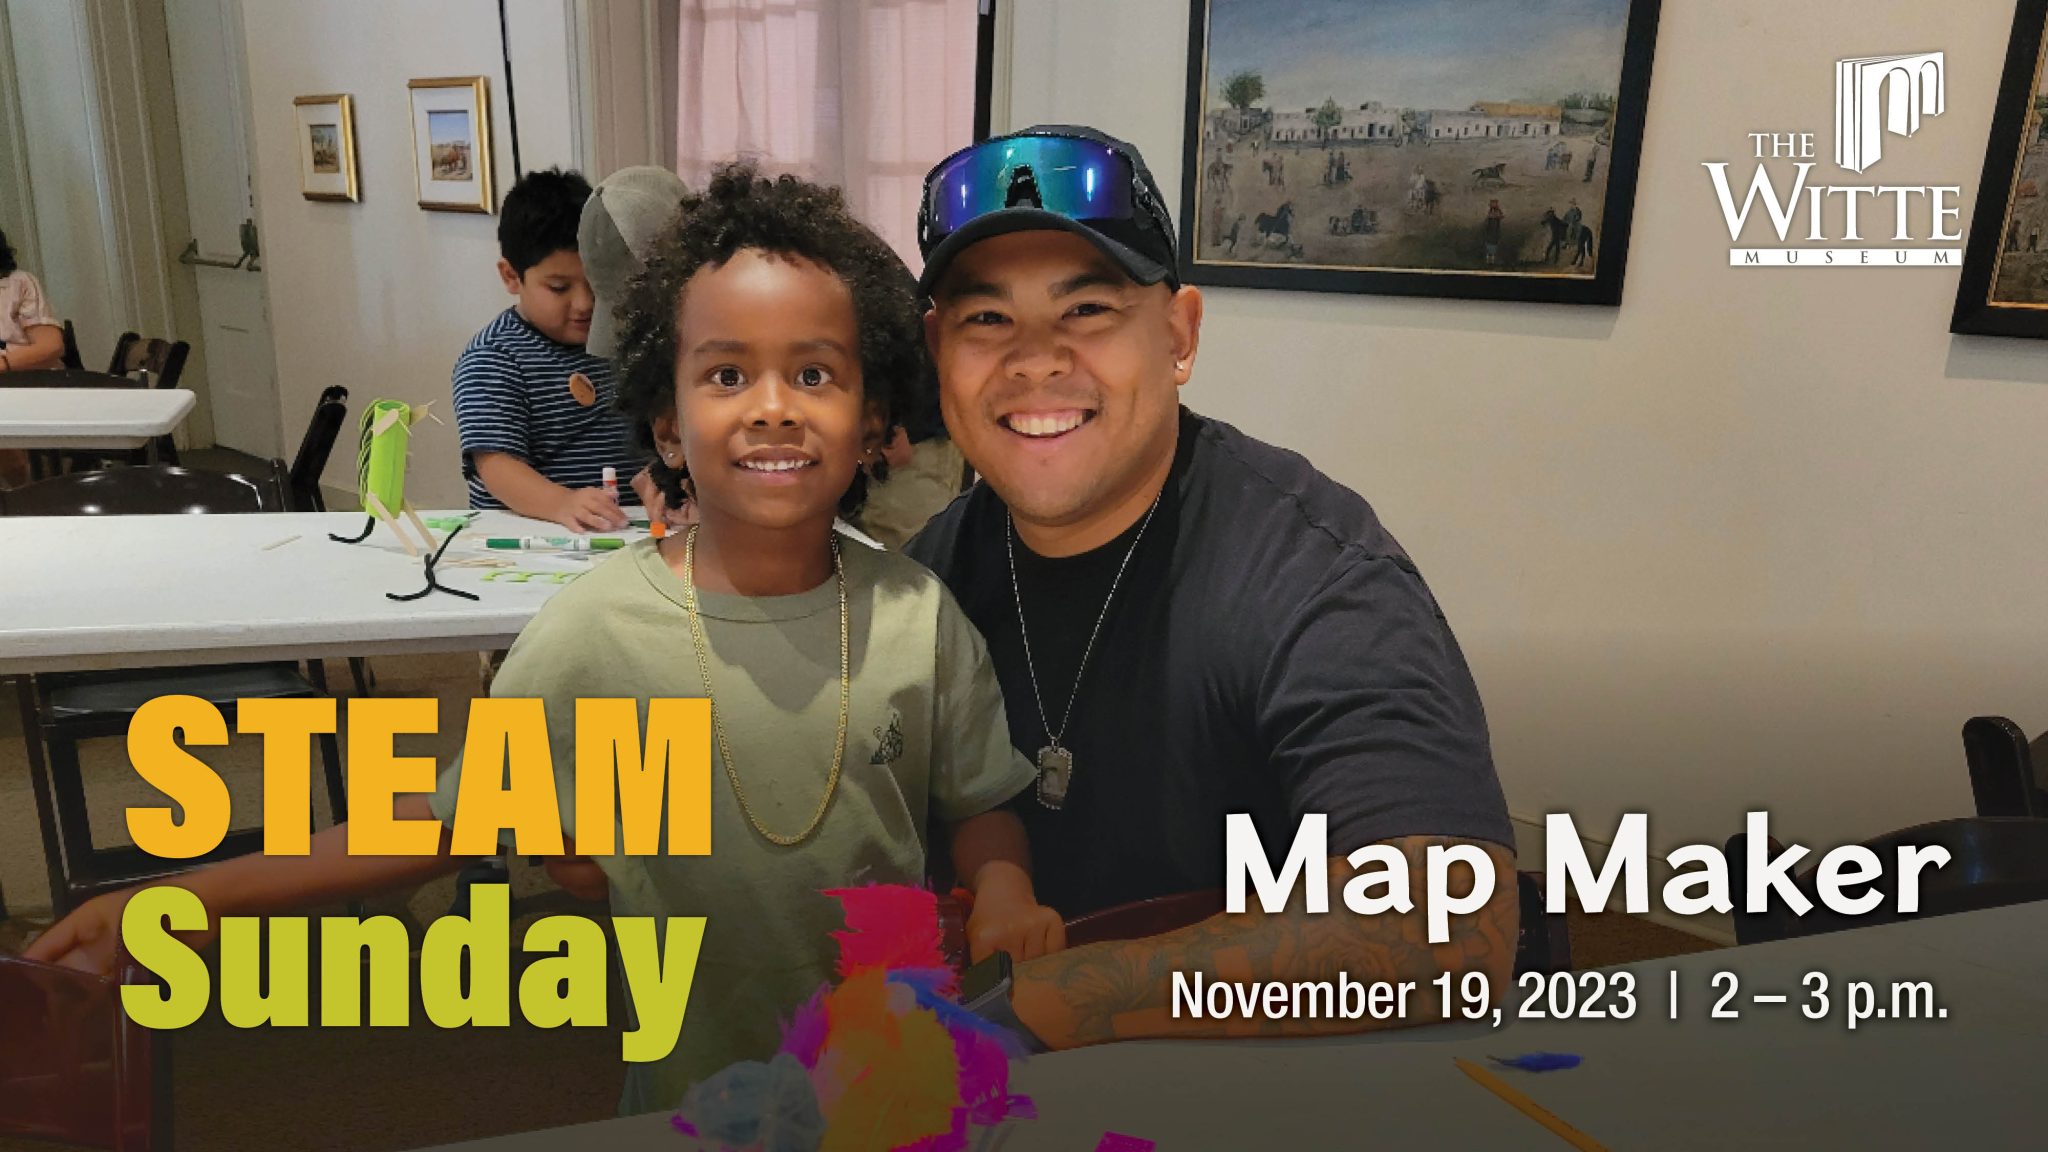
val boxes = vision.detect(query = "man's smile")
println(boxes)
[1000,409,1097,439]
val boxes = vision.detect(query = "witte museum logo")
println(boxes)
[1704,52,1962,266]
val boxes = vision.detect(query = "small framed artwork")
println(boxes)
[1179,0,1663,305]
[407,76,493,213]
[1954,0,2048,337]
[293,94,359,202]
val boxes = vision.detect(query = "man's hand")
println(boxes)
[966,867,1066,962]
[24,886,207,978]
[553,487,629,533]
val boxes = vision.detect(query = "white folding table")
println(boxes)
[0,509,604,674]
[0,387,197,451]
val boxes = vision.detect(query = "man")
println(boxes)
[905,126,1516,1050]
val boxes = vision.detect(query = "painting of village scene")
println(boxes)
[1184,0,1658,301]
[1954,1,2048,337]
[1984,49,2048,306]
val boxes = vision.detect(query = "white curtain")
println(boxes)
[675,0,982,272]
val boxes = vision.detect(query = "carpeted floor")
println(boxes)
[0,647,1721,1152]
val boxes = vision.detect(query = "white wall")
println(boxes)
[505,0,583,173]
[1006,0,2048,865]
[241,1,576,505]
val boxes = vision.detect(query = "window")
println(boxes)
[669,0,992,270]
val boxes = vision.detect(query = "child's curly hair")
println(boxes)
[613,163,927,518]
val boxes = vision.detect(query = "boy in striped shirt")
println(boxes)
[452,167,652,530]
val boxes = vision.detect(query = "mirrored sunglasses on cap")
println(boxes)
[919,132,1151,249]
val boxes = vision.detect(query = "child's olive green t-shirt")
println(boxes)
[429,536,1036,1114]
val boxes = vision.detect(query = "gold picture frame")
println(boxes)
[293,94,359,202]
[407,76,493,213]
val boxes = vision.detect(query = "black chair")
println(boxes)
[59,320,85,370]
[23,354,180,477]
[275,386,373,695]
[1964,716,2045,819]
[1726,818,2048,945]
[3,465,347,916]
[86,332,190,469]
[105,332,191,389]
[286,385,349,513]
[0,463,285,516]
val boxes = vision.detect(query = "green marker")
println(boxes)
[484,536,625,552]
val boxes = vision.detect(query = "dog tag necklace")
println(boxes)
[1007,492,1162,809]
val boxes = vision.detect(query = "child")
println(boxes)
[1,226,66,487]
[28,165,1059,1114]
[453,167,649,531]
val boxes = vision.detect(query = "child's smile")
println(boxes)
[734,446,820,480]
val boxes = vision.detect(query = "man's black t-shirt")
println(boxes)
[907,409,1513,918]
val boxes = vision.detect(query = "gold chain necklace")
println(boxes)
[680,525,850,846]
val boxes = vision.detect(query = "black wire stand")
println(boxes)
[328,515,480,602]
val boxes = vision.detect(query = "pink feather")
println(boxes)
[824,885,952,992]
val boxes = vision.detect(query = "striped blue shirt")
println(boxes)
[451,308,645,509]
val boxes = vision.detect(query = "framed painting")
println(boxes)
[408,76,494,213]
[293,94,358,202]
[1180,0,1663,305]
[1954,0,2048,337]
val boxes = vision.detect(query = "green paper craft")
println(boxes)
[352,399,442,556]
[326,398,478,603]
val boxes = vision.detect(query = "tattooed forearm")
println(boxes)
[1011,836,1519,1048]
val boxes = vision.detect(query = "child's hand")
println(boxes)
[630,466,695,528]
[24,886,201,978]
[966,872,1066,963]
[553,487,630,533]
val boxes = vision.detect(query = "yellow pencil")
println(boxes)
[1453,1057,1610,1152]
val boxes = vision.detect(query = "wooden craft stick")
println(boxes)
[401,502,435,553]
[1453,1058,1610,1152]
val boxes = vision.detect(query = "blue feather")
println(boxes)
[887,970,1033,1057]
[1490,1052,1583,1072]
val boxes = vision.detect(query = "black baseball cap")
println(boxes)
[916,124,1179,298]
